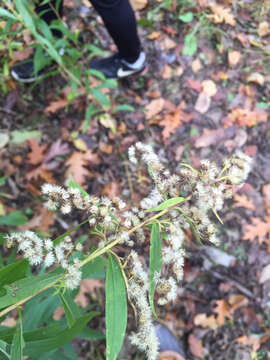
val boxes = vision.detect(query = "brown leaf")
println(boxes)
[186,78,203,92]
[243,217,270,244]
[148,31,161,40]
[209,4,236,26]
[191,58,202,73]
[194,93,211,114]
[158,350,185,360]
[43,139,70,163]
[162,65,173,79]
[159,37,177,51]
[160,101,193,140]
[228,51,241,67]
[233,193,255,211]
[263,184,270,213]
[27,139,47,165]
[45,99,68,114]
[213,299,233,326]
[258,21,269,37]
[228,108,268,127]
[130,0,148,11]
[194,313,218,329]
[65,150,99,186]
[146,98,165,119]
[188,333,204,358]
[202,80,217,97]
[259,264,270,284]
[195,128,226,148]
[236,334,261,352]
[101,181,120,198]
[75,279,104,307]
[19,208,54,232]
[228,294,248,312]
[247,72,265,86]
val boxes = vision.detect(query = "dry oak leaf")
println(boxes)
[27,139,47,165]
[202,80,217,97]
[228,51,241,67]
[213,299,233,326]
[45,98,68,114]
[148,31,161,40]
[160,101,193,140]
[19,208,54,232]
[209,4,236,26]
[145,98,165,119]
[243,217,270,244]
[233,193,255,211]
[228,107,268,127]
[188,333,204,358]
[194,313,218,329]
[65,150,99,186]
[247,72,265,86]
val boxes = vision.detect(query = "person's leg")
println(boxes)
[89,0,141,63]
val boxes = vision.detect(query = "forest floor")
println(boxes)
[1,0,270,359]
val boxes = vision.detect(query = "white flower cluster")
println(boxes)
[128,251,159,360]
[224,151,252,185]
[5,232,82,290]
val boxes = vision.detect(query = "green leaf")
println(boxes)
[106,254,127,360]
[149,223,162,316]
[0,9,17,20]
[24,312,98,357]
[91,89,111,107]
[182,33,197,57]
[10,322,24,360]
[68,180,90,197]
[82,256,107,279]
[0,259,29,289]
[0,211,28,226]
[59,291,81,328]
[146,197,185,212]
[79,327,105,340]
[179,12,194,23]
[0,270,62,310]
[112,105,134,113]
[0,340,10,359]
[10,130,41,145]
[0,176,8,186]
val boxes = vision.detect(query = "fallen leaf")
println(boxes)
[145,98,165,119]
[259,264,270,284]
[209,4,236,26]
[243,217,270,244]
[19,208,54,232]
[195,93,211,114]
[159,37,177,51]
[162,65,173,79]
[186,78,203,92]
[195,128,226,148]
[65,150,99,186]
[191,58,202,73]
[45,98,68,114]
[99,113,117,133]
[158,350,185,360]
[228,51,241,67]
[258,21,269,37]
[75,279,104,307]
[148,31,161,40]
[263,184,270,213]
[27,139,47,165]
[202,80,217,97]
[188,334,204,358]
[228,294,248,312]
[237,334,261,352]
[194,313,218,329]
[213,299,233,326]
[0,133,9,149]
[228,107,268,127]
[130,0,148,11]
[233,193,255,211]
[160,101,193,140]
[247,72,265,86]
[43,139,70,163]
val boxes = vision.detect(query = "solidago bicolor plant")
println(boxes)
[2,143,252,360]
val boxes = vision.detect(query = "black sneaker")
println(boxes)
[89,52,147,79]
[11,56,44,83]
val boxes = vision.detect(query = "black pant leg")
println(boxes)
[35,0,64,37]
[89,0,141,62]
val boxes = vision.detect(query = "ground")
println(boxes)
[0,0,270,359]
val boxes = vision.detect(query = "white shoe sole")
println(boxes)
[11,70,41,83]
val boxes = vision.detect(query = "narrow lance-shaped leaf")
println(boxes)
[10,310,25,360]
[59,291,81,328]
[149,223,162,316]
[106,254,127,360]
[146,197,185,212]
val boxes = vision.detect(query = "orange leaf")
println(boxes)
[209,4,236,26]
[160,101,193,140]
[194,313,218,329]
[65,150,99,186]
[45,98,68,114]
[145,98,165,119]
[233,193,255,211]
[228,51,241,67]
[243,217,270,244]
[213,299,233,326]
[263,184,270,213]
[27,139,47,165]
